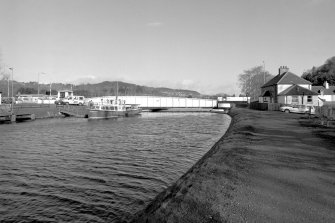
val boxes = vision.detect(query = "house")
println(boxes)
[259,66,318,106]
[57,90,73,99]
[312,81,335,102]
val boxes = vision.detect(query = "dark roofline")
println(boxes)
[261,71,311,88]
[278,84,318,96]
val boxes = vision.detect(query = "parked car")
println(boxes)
[279,105,315,114]
[54,99,65,105]
[61,96,85,105]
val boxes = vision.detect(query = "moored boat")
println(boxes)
[88,99,141,120]
[125,104,142,117]
[88,81,141,120]
[210,108,229,114]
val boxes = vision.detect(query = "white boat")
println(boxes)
[88,99,141,120]
[210,108,229,114]
[88,82,141,120]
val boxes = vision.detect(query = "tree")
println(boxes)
[238,66,273,101]
[302,56,335,85]
[16,87,37,94]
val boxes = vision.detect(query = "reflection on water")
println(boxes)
[0,112,231,222]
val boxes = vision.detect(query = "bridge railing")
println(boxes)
[87,96,217,108]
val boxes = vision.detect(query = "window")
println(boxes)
[292,96,299,104]
[307,96,312,103]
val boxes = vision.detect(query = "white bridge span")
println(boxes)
[89,96,217,109]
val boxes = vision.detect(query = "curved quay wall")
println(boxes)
[130,108,335,223]
[129,109,237,223]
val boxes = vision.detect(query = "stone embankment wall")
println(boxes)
[14,104,63,119]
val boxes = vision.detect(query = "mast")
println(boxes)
[116,81,118,101]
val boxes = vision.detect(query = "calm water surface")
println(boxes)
[0,112,231,222]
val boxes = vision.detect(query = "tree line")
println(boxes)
[301,56,335,85]
[238,56,335,101]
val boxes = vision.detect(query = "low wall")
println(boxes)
[249,102,268,110]
[13,104,62,119]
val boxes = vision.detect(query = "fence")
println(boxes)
[249,102,268,110]
[315,103,335,120]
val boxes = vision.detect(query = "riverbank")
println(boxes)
[132,107,335,222]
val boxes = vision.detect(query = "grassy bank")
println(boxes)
[131,108,335,222]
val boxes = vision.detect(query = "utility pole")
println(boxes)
[2,64,10,97]
[8,67,14,116]
[9,67,13,98]
[263,61,266,84]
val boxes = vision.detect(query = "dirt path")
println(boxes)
[131,108,335,223]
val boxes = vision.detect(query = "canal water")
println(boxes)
[0,112,231,222]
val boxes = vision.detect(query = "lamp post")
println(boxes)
[8,67,14,115]
[263,61,266,84]
[3,64,10,97]
[9,67,13,98]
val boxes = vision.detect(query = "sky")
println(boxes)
[0,0,334,95]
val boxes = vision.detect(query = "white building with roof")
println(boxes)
[312,81,335,102]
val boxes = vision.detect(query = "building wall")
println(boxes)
[278,95,318,106]
[226,97,249,102]
[277,84,292,94]
[319,94,335,102]
[277,84,311,95]
[259,96,270,103]
[57,90,73,99]
[299,84,311,90]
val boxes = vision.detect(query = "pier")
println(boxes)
[0,113,35,123]
[58,105,89,118]
[0,104,57,123]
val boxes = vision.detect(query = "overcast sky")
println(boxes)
[0,0,334,94]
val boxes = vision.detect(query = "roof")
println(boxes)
[58,90,73,92]
[311,86,335,95]
[262,72,311,88]
[278,85,318,96]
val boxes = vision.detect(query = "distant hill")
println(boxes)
[0,80,203,98]
[70,81,202,98]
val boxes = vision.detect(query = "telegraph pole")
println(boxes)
[263,61,266,84]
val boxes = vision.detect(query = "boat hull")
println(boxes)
[210,108,229,114]
[88,109,142,119]
[125,108,142,117]
[88,110,125,120]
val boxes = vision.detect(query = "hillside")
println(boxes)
[0,80,203,98]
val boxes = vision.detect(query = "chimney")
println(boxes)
[324,81,329,89]
[278,66,289,75]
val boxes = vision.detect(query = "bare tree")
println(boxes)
[0,52,11,97]
[238,66,273,101]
